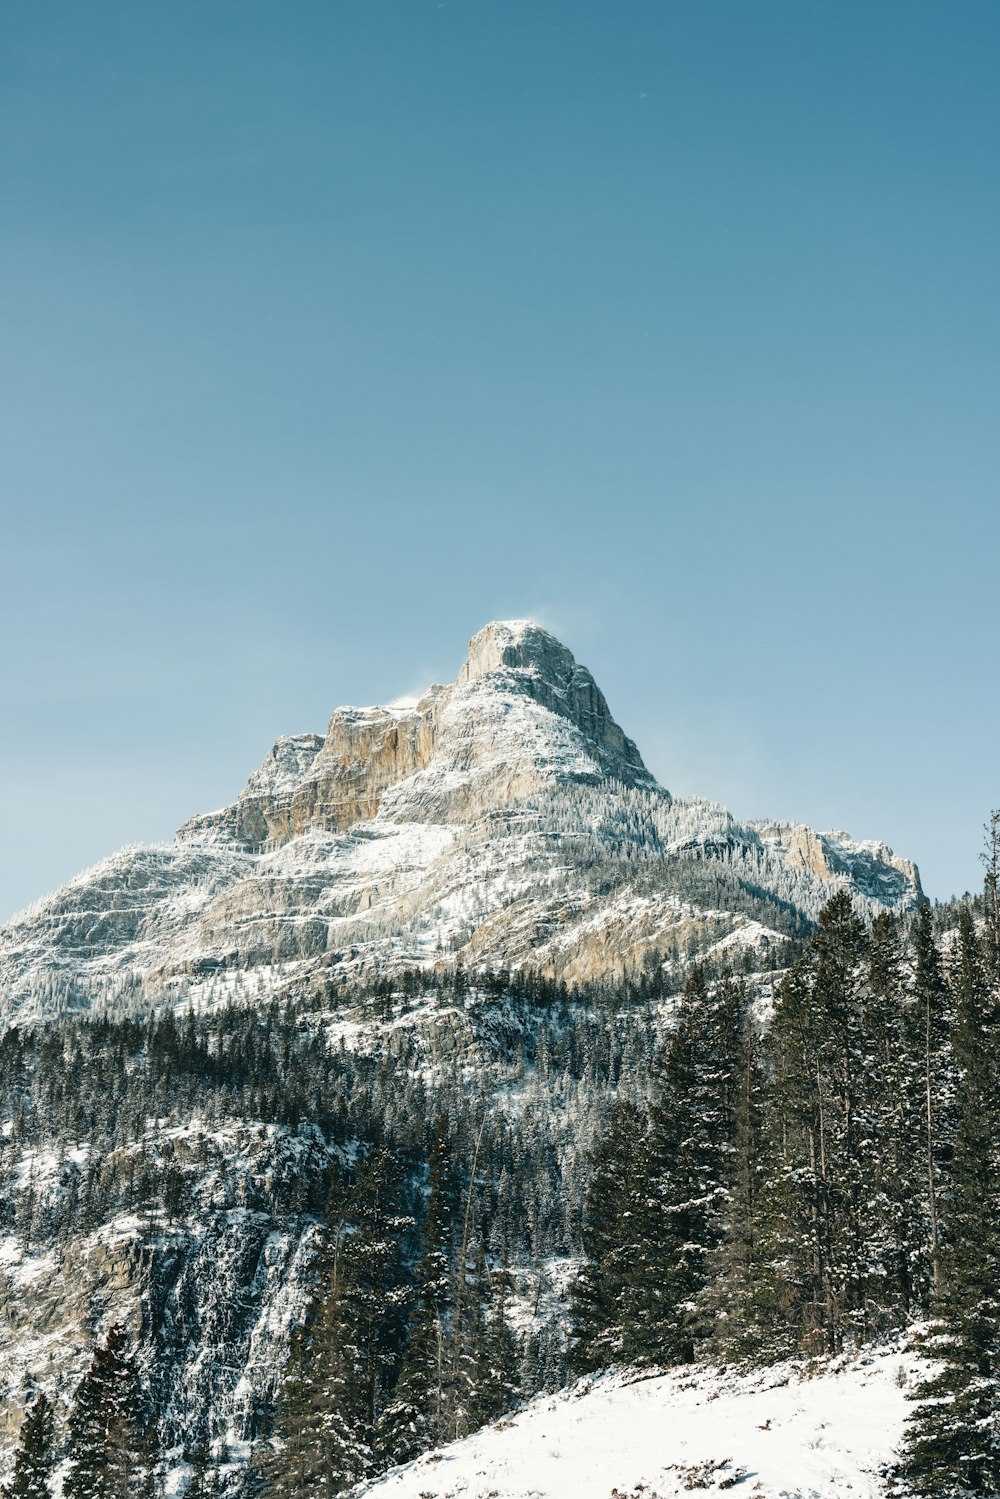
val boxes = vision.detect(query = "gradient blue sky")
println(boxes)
[2,1,998,918]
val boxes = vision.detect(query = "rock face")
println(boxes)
[180,621,652,853]
[0,620,922,1024]
[0,1119,336,1469]
[456,620,648,779]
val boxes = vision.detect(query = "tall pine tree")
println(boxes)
[4,1393,54,1499]
[701,985,773,1361]
[568,1099,648,1374]
[378,1118,457,1462]
[64,1325,144,1499]
[902,907,1000,1496]
[261,1146,411,1497]
[623,966,743,1365]
[909,902,953,1300]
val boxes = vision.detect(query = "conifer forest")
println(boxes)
[2,818,1000,1498]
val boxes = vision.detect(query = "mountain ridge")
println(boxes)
[0,620,921,1026]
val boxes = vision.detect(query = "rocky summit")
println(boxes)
[0,619,920,1026]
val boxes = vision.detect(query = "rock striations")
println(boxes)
[0,620,921,1025]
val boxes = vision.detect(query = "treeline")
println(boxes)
[0,979,664,1269]
[570,817,1000,1496]
[0,963,685,1493]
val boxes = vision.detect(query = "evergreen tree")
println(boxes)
[262,1147,411,1496]
[809,891,873,1345]
[378,1118,457,1463]
[349,1147,413,1437]
[625,966,743,1365]
[569,1103,650,1373]
[64,1325,144,1499]
[4,1392,54,1499]
[568,1099,648,1373]
[184,1438,216,1499]
[469,1255,520,1424]
[909,902,952,1300]
[864,910,923,1325]
[902,908,1000,1496]
[701,988,772,1361]
[133,1468,162,1499]
[255,1319,309,1499]
[983,810,1000,982]
[757,895,882,1356]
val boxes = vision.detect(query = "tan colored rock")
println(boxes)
[0,620,923,1025]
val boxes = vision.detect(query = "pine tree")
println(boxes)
[864,910,923,1326]
[901,907,1000,1496]
[256,1320,314,1499]
[757,954,834,1357]
[184,1438,213,1499]
[262,1147,411,1496]
[984,812,1000,975]
[133,1468,161,1499]
[809,891,873,1345]
[624,966,743,1365]
[568,1099,648,1374]
[756,895,881,1356]
[469,1255,520,1424]
[4,1392,54,1499]
[64,1325,144,1499]
[909,902,952,1300]
[378,1118,457,1463]
[702,988,772,1361]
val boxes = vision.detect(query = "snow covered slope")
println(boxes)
[358,1343,915,1499]
[0,621,922,1025]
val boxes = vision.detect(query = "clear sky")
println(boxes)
[2,1,998,919]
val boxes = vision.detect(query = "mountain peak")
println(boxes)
[457,619,574,686]
[0,619,923,1026]
[455,619,651,786]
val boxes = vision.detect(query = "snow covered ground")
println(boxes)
[357,1343,914,1499]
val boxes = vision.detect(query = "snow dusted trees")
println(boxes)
[568,879,982,1380]
[626,967,745,1365]
[3,1393,54,1499]
[701,986,770,1362]
[570,967,750,1369]
[64,1326,145,1499]
[569,1099,648,1373]
[257,1147,412,1496]
[258,1120,519,1493]
[378,1115,518,1461]
[901,906,1000,1497]
[758,894,900,1353]
[565,815,1000,1496]
[908,903,951,1300]
[377,1118,457,1462]
[738,893,952,1360]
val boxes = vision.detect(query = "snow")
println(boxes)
[357,1344,915,1499]
[0,1239,57,1290]
[0,622,922,1028]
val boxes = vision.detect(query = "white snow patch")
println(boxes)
[356,1343,915,1499]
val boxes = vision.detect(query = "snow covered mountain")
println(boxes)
[0,620,921,1026]
[357,1341,915,1499]
[0,625,939,1494]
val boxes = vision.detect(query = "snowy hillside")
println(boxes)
[0,620,922,1026]
[358,1343,915,1499]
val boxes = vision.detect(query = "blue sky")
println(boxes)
[2,0,998,917]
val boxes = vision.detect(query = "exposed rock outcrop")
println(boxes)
[0,621,922,1025]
